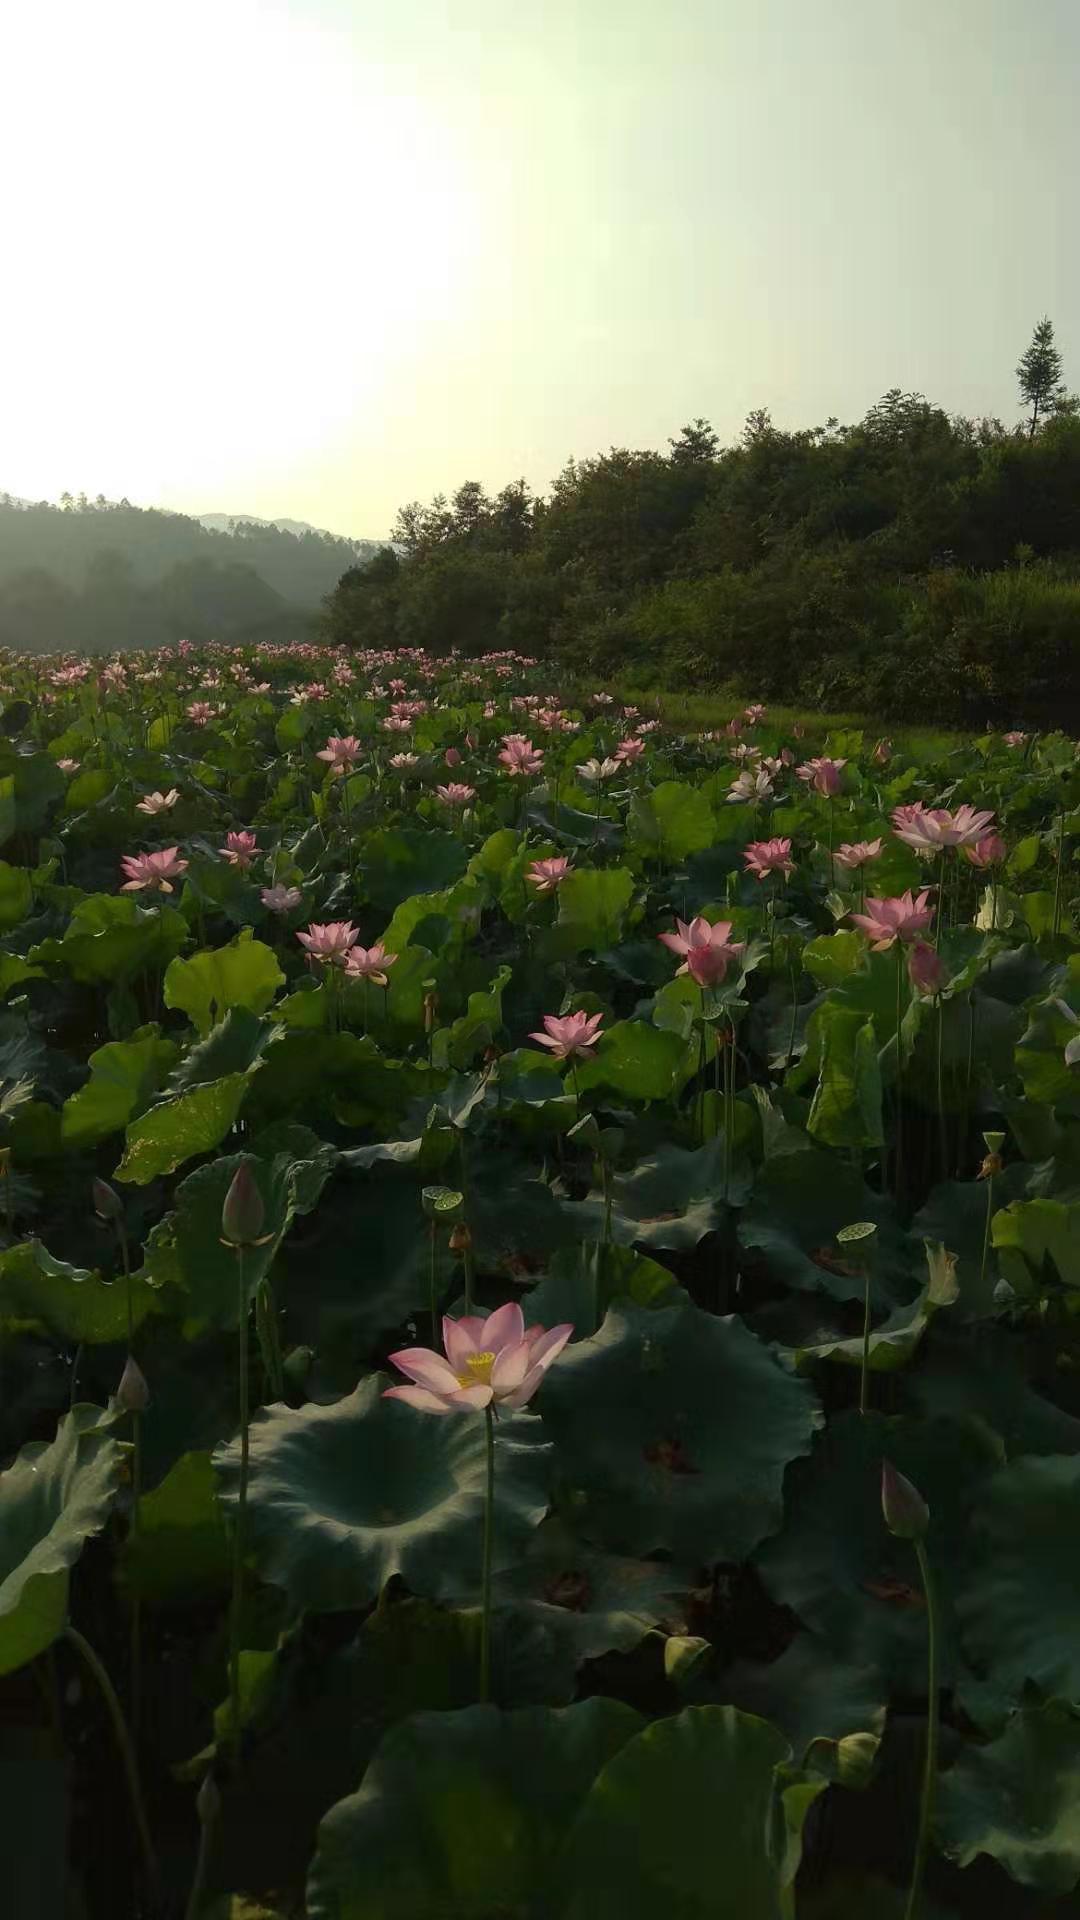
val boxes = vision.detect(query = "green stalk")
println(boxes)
[64,1625,159,1895]
[979,1168,995,1296]
[117,1220,141,1740]
[184,1780,219,1920]
[429,1220,439,1345]
[479,1405,495,1703]
[904,1539,940,1920]
[1052,807,1066,938]
[859,1264,872,1416]
[457,1133,476,1314]
[894,943,906,1204]
[935,995,948,1189]
[228,1245,250,1763]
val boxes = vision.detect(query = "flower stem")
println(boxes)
[429,1220,439,1345]
[935,995,948,1189]
[184,1790,218,1920]
[228,1245,250,1764]
[479,1404,495,1703]
[979,1169,995,1296]
[894,943,906,1204]
[859,1264,872,1415]
[1052,807,1066,938]
[904,1538,940,1920]
[63,1624,159,1895]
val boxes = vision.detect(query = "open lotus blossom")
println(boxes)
[575,757,621,782]
[963,831,1007,868]
[892,803,996,854]
[797,756,846,796]
[849,889,935,950]
[261,884,303,914]
[526,855,572,892]
[1003,731,1028,748]
[384,1303,573,1414]
[498,737,544,776]
[834,838,884,869]
[435,782,476,807]
[744,837,796,880]
[727,768,774,803]
[220,830,258,869]
[389,751,419,770]
[614,737,645,764]
[908,942,947,995]
[658,916,745,988]
[344,942,398,987]
[316,735,362,776]
[744,703,766,725]
[530,1009,604,1061]
[296,920,359,966]
[57,758,80,773]
[186,701,216,725]
[119,848,189,894]
[137,788,180,815]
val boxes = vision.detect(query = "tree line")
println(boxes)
[324,319,1080,721]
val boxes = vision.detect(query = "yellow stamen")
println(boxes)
[457,1350,495,1387]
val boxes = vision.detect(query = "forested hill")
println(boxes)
[0,493,387,654]
[324,331,1080,724]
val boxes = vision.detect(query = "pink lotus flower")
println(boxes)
[658,916,745,988]
[220,830,258,869]
[576,757,621,783]
[57,757,80,773]
[724,717,743,739]
[963,831,1007,869]
[834,838,884,869]
[529,1009,604,1061]
[798,756,846,796]
[849,889,935,951]
[498,737,544,776]
[892,803,996,854]
[316,735,362,776]
[727,768,774,803]
[137,788,180,815]
[908,942,947,996]
[435,782,476,807]
[344,942,398,987]
[261,884,303,914]
[119,847,189,894]
[384,1303,573,1414]
[614,737,645,764]
[444,746,463,768]
[1003,731,1028,748]
[389,751,419,770]
[296,920,359,966]
[744,837,796,880]
[526,856,572,892]
[186,701,215,726]
[744,703,766,725]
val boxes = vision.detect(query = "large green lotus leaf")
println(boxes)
[905,1323,1080,1459]
[936,1700,1080,1895]
[559,1705,818,1920]
[540,1300,821,1563]
[553,865,636,954]
[992,1197,1080,1295]
[0,1404,125,1675]
[118,1449,230,1608]
[801,1001,884,1149]
[756,1409,1000,1690]
[0,859,33,930]
[739,1147,910,1306]
[247,1029,436,1133]
[958,1454,1080,1698]
[912,1167,1033,1318]
[0,1238,166,1345]
[29,892,189,986]
[360,825,470,911]
[163,930,285,1038]
[168,1005,280,1092]
[627,780,716,861]
[783,1240,957,1375]
[138,1134,336,1337]
[429,965,511,1072]
[213,1378,551,1612]
[114,1071,251,1184]
[306,1699,644,1920]
[381,876,486,959]
[802,930,867,988]
[599,1135,734,1251]
[1015,994,1080,1109]
[718,1635,886,1780]
[0,952,44,999]
[526,1243,680,1337]
[60,1024,178,1148]
[575,1020,694,1101]
[271,1178,435,1384]
[1,747,64,833]
[343,943,443,1048]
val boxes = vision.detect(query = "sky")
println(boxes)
[2,0,1077,539]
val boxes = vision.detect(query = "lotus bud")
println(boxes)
[93,1177,124,1222]
[907,942,947,997]
[196,1771,221,1826]
[423,988,438,1033]
[881,1460,929,1540]
[449,1221,472,1254]
[993,1277,1017,1307]
[221,1161,265,1248]
[117,1354,150,1413]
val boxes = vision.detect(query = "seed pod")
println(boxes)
[881,1459,929,1540]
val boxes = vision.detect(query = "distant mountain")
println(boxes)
[199,511,387,553]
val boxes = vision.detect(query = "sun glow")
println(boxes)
[0,0,474,525]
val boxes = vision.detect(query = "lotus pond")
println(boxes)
[1,644,1079,1919]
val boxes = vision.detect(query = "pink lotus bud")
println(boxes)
[881,1460,929,1539]
[93,1177,124,1222]
[117,1354,150,1413]
[907,942,947,996]
[221,1161,265,1248]
[444,746,462,767]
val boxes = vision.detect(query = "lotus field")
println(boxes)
[3,641,1080,1920]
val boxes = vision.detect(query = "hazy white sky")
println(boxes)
[2,0,1076,537]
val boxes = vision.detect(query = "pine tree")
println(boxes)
[1017,317,1065,437]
